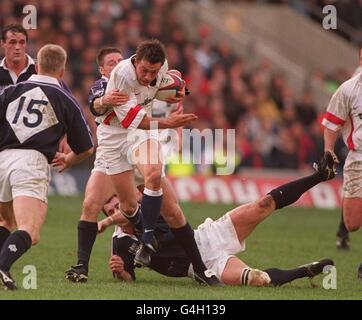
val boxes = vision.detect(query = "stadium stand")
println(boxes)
[0,0,358,173]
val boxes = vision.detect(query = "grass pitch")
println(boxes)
[0,196,361,300]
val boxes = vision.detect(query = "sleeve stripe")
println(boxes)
[121,105,143,129]
[103,111,116,125]
[324,112,345,126]
[347,115,355,151]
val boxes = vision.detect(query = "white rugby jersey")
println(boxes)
[322,73,362,151]
[98,55,168,132]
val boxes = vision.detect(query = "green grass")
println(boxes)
[0,196,361,300]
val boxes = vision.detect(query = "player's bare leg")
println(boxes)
[336,211,350,250]
[66,172,115,283]
[229,196,275,243]
[342,198,362,232]
[132,139,164,267]
[0,196,47,290]
[342,197,362,279]
[230,154,336,242]
[81,172,115,222]
[0,202,16,252]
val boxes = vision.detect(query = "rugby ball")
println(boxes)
[155,70,185,101]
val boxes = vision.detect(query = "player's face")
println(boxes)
[1,32,27,65]
[100,52,123,78]
[135,59,162,86]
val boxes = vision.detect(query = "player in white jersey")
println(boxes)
[322,47,362,279]
[99,40,219,285]
[99,155,336,286]
[70,39,219,285]
[334,48,362,251]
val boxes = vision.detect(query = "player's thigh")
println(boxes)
[110,170,138,213]
[82,172,114,214]
[0,201,16,230]
[132,138,163,169]
[160,177,185,228]
[133,139,163,188]
[13,196,47,244]
[229,196,274,242]
[220,257,247,285]
[343,197,362,231]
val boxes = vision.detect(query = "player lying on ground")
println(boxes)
[98,152,336,286]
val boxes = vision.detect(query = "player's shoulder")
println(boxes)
[90,77,107,92]
[112,57,134,77]
[338,73,361,95]
[92,77,108,87]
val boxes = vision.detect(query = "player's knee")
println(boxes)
[82,197,103,218]
[120,201,138,216]
[345,218,361,232]
[144,167,162,189]
[254,196,274,217]
[162,204,184,228]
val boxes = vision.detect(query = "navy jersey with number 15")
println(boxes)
[0,75,93,162]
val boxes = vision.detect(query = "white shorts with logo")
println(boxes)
[190,213,246,280]
[95,124,165,184]
[0,149,50,203]
[343,150,362,198]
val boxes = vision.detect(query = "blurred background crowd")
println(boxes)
[1,0,360,175]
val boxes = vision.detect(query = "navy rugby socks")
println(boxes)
[0,226,11,251]
[264,267,312,286]
[77,221,98,269]
[141,188,163,245]
[0,230,32,272]
[268,172,325,210]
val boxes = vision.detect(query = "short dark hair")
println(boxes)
[135,39,166,65]
[1,24,28,42]
[96,47,122,67]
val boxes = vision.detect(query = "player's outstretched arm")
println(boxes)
[138,107,197,130]
[323,128,340,163]
[51,147,93,173]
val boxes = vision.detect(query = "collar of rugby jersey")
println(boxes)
[28,74,61,87]
[101,75,109,81]
[0,54,35,83]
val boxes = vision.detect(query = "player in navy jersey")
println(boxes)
[0,44,93,290]
[0,24,36,94]
[99,155,336,286]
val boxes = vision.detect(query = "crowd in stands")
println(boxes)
[0,0,352,174]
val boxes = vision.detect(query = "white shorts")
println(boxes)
[190,213,246,280]
[343,150,362,198]
[97,124,163,175]
[0,149,50,203]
